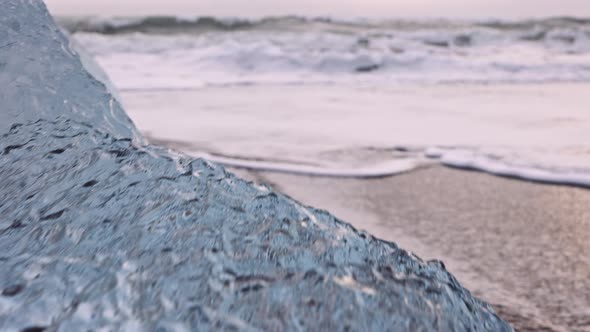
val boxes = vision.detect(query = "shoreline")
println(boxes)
[232,165,590,331]
[123,82,590,190]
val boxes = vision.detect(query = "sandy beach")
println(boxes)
[231,166,590,331]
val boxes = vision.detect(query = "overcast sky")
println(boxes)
[45,0,590,18]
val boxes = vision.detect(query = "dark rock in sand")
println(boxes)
[0,1,512,331]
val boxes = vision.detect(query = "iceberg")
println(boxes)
[0,1,512,331]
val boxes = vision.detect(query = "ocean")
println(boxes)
[60,15,590,186]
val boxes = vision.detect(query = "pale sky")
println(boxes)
[44,0,590,18]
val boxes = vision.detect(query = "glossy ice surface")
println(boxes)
[0,1,511,331]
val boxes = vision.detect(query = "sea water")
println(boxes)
[60,16,590,185]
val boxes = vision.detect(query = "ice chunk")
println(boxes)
[0,1,511,331]
[0,0,141,141]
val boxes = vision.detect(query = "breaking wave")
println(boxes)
[58,15,590,37]
[66,14,590,89]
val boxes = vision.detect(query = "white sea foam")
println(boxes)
[67,16,590,90]
[193,151,428,178]
[428,147,590,187]
[183,145,590,187]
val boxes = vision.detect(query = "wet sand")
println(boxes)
[232,166,590,332]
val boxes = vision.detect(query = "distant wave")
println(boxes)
[58,15,356,35]
[58,16,269,35]
[57,15,590,36]
[475,17,590,31]
[66,14,590,87]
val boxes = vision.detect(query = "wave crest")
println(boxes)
[58,15,311,34]
[58,15,590,36]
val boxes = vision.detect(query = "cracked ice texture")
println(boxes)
[0,1,512,331]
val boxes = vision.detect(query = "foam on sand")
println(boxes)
[427,147,590,188]
[194,151,428,178]
[63,15,590,91]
